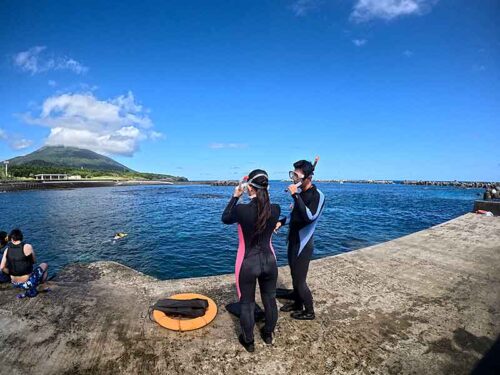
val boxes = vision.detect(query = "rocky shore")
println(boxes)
[2,179,497,192]
[210,180,239,186]
[401,180,497,188]
[0,213,499,374]
[316,179,498,188]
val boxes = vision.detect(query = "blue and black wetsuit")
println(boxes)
[280,184,325,313]
[222,196,281,343]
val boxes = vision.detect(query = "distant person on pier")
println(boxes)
[483,186,492,200]
[0,229,49,298]
[492,186,500,199]
[0,231,10,283]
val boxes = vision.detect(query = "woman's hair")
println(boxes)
[9,229,23,242]
[248,169,272,243]
[0,231,7,247]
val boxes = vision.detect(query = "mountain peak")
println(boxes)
[9,145,133,172]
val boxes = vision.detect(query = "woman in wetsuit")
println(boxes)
[222,170,281,352]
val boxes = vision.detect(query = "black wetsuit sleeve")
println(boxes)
[221,196,240,224]
[292,192,320,224]
[278,216,287,226]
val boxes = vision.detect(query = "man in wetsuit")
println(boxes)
[275,160,325,320]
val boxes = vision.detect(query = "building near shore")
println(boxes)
[34,174,69,181]
[34,174,83,181]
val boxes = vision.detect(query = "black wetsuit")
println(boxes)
[280,184,325,313]
[222,196,281,343]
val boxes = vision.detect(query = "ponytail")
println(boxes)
[254,188,272,238]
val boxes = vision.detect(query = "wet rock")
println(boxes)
[210,181,239,186]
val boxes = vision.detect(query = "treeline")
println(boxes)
[6,165,187,181]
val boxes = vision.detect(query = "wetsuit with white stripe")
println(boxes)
[280,184,325,313]
[222,196,281,343]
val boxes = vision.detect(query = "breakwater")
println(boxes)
[0,180,175,192]
[0,213,498,374]
[317,179,498,188]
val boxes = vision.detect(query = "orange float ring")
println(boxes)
[152,293,217,332]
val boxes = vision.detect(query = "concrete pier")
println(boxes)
[0,213,499,374]
[474,200,500,216]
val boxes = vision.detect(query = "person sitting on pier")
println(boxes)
[0,229,49,298]
[0,231,10,283]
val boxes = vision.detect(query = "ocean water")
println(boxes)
[0,183,481,279]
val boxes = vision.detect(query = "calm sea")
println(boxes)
[0,182,481,279]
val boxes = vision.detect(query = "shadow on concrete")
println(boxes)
[470,334,500,375]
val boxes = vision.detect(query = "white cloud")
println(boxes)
[23,91,160,156]
[149,131,165,141]
[403,49,414,57]
[0,129,33,150]
[48,80,57,87]
[209,143,248,149]
[290,0,319,16]
[352,39,367,47]
[13,46,88,75]
[350,0,436,23]
[11,139,33,150]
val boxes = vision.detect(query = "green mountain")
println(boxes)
[7,145,187,181]
[9,146,132,172]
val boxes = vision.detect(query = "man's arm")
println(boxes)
[24,244,36,263]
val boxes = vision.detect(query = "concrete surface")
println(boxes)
[0,213,499,374]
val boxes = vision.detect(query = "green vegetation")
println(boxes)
[9,146,132,171]
[7,165,186,181]
[4,146,188,182]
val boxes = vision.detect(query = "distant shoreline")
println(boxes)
[0,179,176,192]
[0,178,495,193]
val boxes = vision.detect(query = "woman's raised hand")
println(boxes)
[233,185,244,198]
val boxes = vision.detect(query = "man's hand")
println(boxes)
[274,221,282,233]
[233,185,244,198]
[288,183,299,195]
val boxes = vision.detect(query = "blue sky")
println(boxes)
[0,0,499,181]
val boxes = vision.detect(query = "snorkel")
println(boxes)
[284,156,320,193]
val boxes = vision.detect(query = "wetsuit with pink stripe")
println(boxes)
[222,196,280,343]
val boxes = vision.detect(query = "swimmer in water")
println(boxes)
[113,232,128,240]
